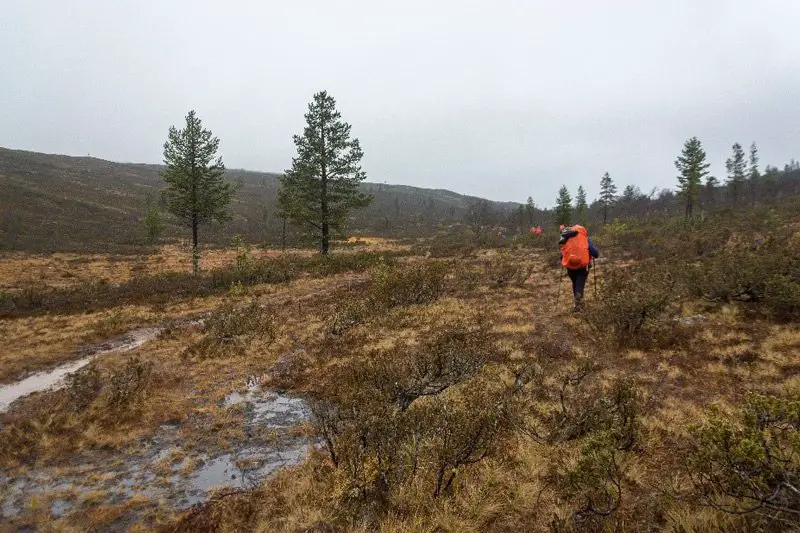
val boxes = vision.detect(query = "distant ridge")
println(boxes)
[0,147,517,253]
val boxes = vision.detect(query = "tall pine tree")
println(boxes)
[162,110,235,274]
[599,172,617,224]
[674,136,710,219]
[279,91,371,254]
[575,185,588,226]
[554,186,573,227]
[725,142,747,204]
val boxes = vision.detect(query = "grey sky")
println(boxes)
[2,1,799,205]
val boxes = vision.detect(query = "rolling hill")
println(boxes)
[0,147,518,253]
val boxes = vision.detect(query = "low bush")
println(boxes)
[309,316,511,521]
[582,263,678,346]
[549,433,627,531]
[688,393,800,530]
[103,356,154,412]
[0,251,401,319]
[686,233,800,319]
[64,365,103,412]
[486,253,532,287]
[326,262,450,335]
[372,261,449,308]
[188,300,277,358]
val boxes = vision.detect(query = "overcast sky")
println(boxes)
[2,1,799,205]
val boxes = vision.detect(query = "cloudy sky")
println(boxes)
[2,1,799,205]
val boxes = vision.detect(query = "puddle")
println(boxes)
[0,388,312,522]
[50,499,73,517]
[0,325,174,412]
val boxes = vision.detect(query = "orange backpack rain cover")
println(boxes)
[560,225,590,269]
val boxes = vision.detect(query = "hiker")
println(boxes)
[559,224,599,310]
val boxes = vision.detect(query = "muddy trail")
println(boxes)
[0,384,312,528]
[0,326,171,413]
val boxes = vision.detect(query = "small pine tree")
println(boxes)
[748,142,760,204]
[162,110,235,274]
[554,186,573,227]
[703,175,719,210]
[575,185,588,226]
[725,142,747,204]
[142,203,164,244]
[599,172,617,224]
[279,91,372,254]
[674,136,710,218]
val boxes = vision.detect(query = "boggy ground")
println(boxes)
[0,233,799,532]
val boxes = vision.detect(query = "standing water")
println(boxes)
[0,326,163,412]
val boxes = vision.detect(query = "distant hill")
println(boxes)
[0,148,518,253]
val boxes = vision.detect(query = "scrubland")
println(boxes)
[1,207,799,532]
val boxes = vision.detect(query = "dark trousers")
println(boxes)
[567,267,589,306]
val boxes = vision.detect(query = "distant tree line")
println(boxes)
[501,138,800,233]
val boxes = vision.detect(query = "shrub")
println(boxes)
[326,295,375,336]
[372,262,449,308]
[763,274,800,319]
[188,300,277,358]
[582,263,678,346]
[688,393,800,529]
[64,365,103,412]
[549,433,626,530]
[486,253,531,287]
[103,356,154,412]
[686,232,800,320]
[326,262,450,335]
[309,316,510,514]
[368,316,498,411]
[1,251,402,319]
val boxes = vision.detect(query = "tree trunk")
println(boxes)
[192,215,199,275]
[281,217,286,252]
[603,204,608,225]
[320,122,329,255]
[321,220,329,254]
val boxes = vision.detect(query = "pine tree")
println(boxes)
[703,174,719,210]
[599,172,617,224]
[725,142,747,204]
[162,110,235,274]
[525,196,535,226]
[674,136,710,218]
[763,165,780,199]
[575,185,588,226]
[554,186,572,227]
[279,91,371,254]
[141,203,164,244]
[748,142,760,204]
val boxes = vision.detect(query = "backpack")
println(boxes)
[560,225,590,269]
